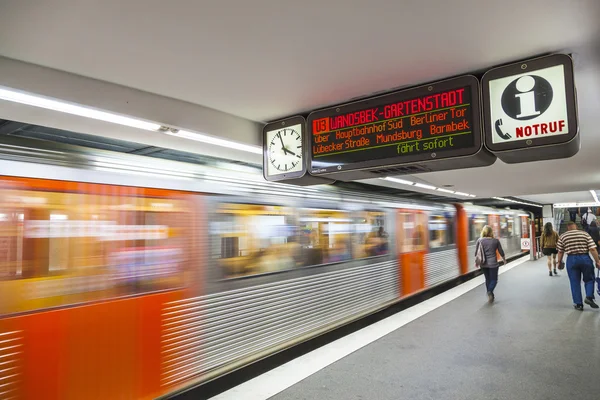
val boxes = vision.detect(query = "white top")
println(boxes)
[582,212,597,225]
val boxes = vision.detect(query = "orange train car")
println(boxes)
[0,140,532,399]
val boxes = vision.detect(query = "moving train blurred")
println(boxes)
[0,137,531,399]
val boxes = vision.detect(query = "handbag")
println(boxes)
[475,239,486,268]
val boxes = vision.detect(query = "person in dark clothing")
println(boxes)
[588,221,600,250]
[475,225,507,303]
[377,227,389,254]
[568,207,578,222]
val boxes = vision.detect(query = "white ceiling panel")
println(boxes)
[0,0,598,200]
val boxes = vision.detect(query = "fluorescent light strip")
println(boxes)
[492,197,542,208]
[414,183,436,190]
[95,167,192,180]
[166,130,262,155]
[0,86,263,155]
[554,202,600,208]
[590,190,599,204]
[383,177,414,186]
[381,178,476,197]
[0,87,161,131]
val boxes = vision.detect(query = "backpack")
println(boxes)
[475,239,487,268]
[582,213,589,230]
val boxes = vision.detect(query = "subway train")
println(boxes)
[0,137,531,399]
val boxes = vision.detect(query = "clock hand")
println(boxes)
[278,133,285,150]
[284,148,296,156]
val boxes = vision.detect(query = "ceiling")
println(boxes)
[520,191,595,205]
[0,0,599,203]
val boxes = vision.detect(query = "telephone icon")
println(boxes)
[495,118,511,140]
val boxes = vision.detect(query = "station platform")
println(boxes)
[210,257,600,400]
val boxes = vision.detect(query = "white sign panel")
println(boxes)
[520,238,531,250]
[488,64,569,144]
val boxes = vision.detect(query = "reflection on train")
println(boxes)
[214,204,388,278]
[0,148,531,399]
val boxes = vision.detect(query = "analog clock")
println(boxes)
[265,123,304,177]
[262,116,333,185]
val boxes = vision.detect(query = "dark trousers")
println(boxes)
[482,267,499,293]
[569,211,577,222]
[566,254,595,305]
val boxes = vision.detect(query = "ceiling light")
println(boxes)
[0,86,262,155]
[414,183,436,190]
[383,177,414,186]
[492,197,543,208]
[468,194,477,198]
[454,192,470,196]
[554,202,599,208]
[590,190,599,204]
[0,86,161,131]
[436,188,455,194]
[95,166,193,180]
[166,129,262,155]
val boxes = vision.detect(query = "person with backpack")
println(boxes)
[540,222,559,276]
[581,208,596,232]
[588,220,600,250]
[475,225,506,304]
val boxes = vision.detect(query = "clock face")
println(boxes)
[266,123,303,176]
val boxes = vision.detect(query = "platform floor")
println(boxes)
[212,257,600,400]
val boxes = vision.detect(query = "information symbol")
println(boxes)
[501,75,553,121]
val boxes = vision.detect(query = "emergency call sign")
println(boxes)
[481,54,579,164]
[488,64,569,144]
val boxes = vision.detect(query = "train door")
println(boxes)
[454,205,469,275]
[396,209,427,296]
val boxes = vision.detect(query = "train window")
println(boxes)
[352,211,389,258]
[506,216,515,236]
[513,217,521,236]
[0,182,192,315]
[300,208,354,264]
[428,213,455,248]
[214,203,302,278]
[469,214,487,241]
[397,211,427,253]
[500,216,509,237]
[213,204,390,279]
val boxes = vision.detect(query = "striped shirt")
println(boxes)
[556,230,596,254]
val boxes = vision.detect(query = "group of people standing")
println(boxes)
[474,218,600,311]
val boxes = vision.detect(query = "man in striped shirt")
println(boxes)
[556,222,600,310]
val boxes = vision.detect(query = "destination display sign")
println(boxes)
[308,75,483,175]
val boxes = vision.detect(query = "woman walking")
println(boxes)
[475,225,507,303]
[540,222,559,276]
